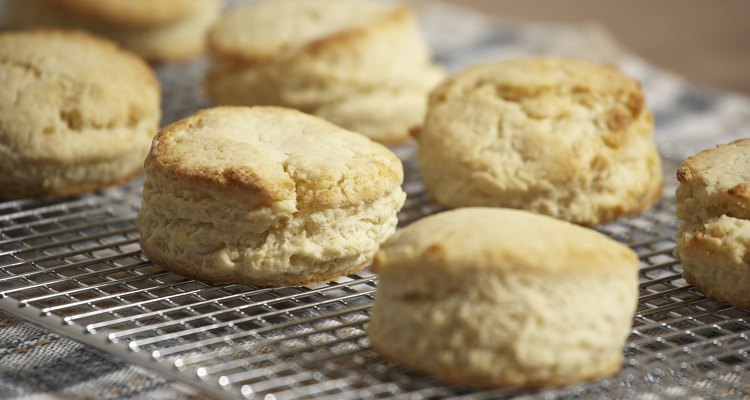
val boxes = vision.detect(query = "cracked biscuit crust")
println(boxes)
[0,29,160,198]
[676,138,750,222]
[137,106,406,286]
[416,57,662,225]
[368,208,638,387]
[675,139,750,308]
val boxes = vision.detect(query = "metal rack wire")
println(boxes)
[1,149,749,399]
[1,41,749,398]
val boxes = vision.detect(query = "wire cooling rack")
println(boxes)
[2,147,750,399]
[2,56,750,399]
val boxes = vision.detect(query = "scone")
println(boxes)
[416,57,662,225]
[0,29,160,199]
[368,208,639,388]
[206,0,444,144]
[137,106,406,286]
[2,0,222,61]
[674,138,750,308]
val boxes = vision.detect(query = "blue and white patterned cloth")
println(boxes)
[0,316,192,400]
[2,1,750,399]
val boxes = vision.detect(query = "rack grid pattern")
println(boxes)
[1,36,749,397]
[1,151,750,399]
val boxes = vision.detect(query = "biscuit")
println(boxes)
[206,0,444,144]
[0,29,160,199]
[137,106,406,286]
[416,57,662,225]
[368,208,639,388]
[675,138,750,308]
[2,0,222,61]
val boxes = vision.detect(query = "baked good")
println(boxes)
[206,0,444,144]
[2,0,222,61]
[137,106,406,286]
[368,207,639,387]
[0,29,160,199]
[674,138,750,308]
[416,57,662,225]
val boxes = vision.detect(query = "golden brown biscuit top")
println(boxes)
[429,57,646,144]
[207,0,409,63]
[373,208,638,274]
[0,29,160,161]
[48,0,200,28]
[147,106,404,210]
[677,138,750,198]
